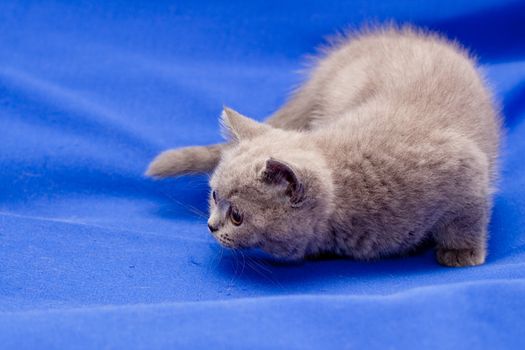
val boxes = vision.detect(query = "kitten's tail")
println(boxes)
[146,144,223,178]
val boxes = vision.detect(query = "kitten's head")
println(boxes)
[208,108,334,260]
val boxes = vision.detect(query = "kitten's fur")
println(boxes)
[147,27,501,267]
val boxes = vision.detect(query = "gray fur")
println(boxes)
[147,26,501,267]
[146,144,223,177]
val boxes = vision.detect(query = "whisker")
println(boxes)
[162,193,208,219]
[227,249,240,287]
[246,255,273,274]
[207,244,224,274]
[239,250,247,277]
[245,257,282,288]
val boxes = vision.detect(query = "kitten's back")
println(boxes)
[273,27,501,174]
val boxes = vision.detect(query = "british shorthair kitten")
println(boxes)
[147,26,501,267]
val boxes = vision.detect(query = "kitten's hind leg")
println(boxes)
[146,144,223,178]
[434,198,489,267]
[431,135,492,267]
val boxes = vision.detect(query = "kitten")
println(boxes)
[147,26,501,267]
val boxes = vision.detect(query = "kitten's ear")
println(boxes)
[262,158,305,207]
[220,107,270,143]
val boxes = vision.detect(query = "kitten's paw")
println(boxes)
[436,248,486,267]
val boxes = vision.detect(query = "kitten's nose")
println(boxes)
[208,222,218,233]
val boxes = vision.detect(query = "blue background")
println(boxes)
[1,0,525,348]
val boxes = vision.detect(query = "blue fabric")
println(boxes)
[1,0,524,348]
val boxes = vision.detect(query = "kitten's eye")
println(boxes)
[212,190,217,203]
[229,207,243,226]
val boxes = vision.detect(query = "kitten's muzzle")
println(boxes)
[207,222,219,233]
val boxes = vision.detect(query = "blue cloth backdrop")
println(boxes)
[1,0,524,348]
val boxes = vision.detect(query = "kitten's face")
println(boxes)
[208,157,315,260]
[206,107,332,260]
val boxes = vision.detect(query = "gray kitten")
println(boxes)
[147,27,501,267]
